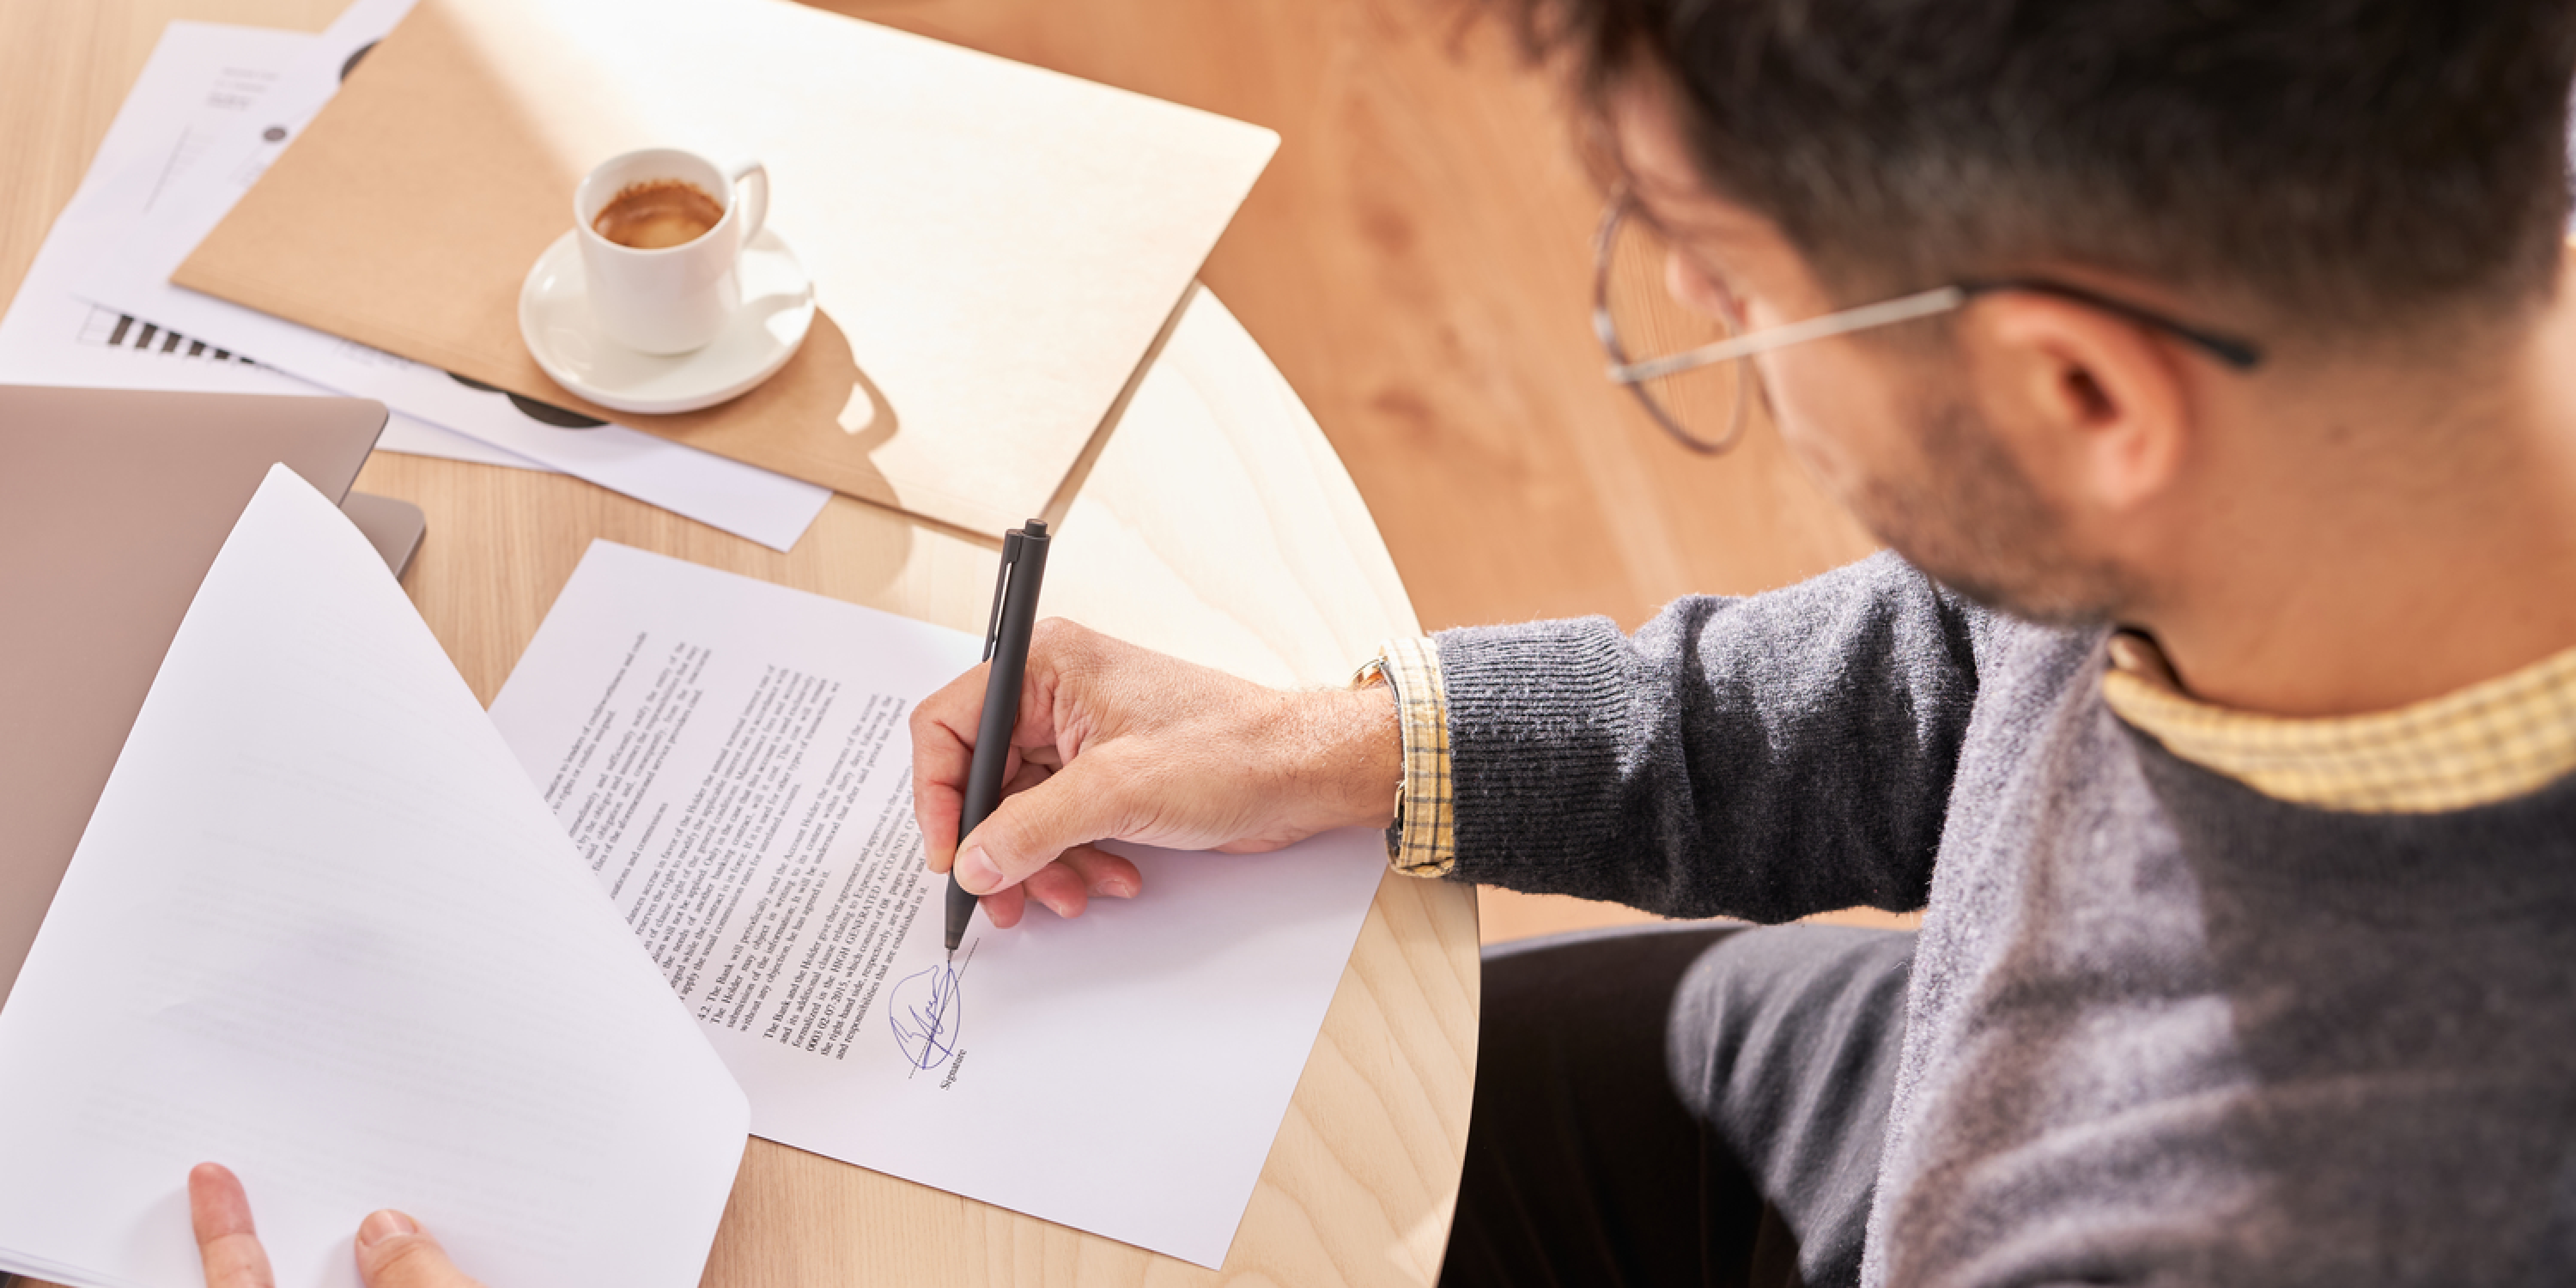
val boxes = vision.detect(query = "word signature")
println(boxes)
[889,961,963,1070]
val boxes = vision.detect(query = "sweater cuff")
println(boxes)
[1354,637,1456,878]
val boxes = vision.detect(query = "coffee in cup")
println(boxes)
[573,148,771,354]
[592,180,726,250]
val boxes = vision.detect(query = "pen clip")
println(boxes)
[982,530,1022,663]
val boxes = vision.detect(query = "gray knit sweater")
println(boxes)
[1434,551,2576,1287]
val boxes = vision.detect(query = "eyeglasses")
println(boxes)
[1591,191,2266,455]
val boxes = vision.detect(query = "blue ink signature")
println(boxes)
[889,962,963,1070]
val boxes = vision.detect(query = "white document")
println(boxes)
[0,19,532,469]
[486,542,1391,1269]
[74,0,835,554]
[0,469,747,1288]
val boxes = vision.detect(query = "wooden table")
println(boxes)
[0,2,1482,1283]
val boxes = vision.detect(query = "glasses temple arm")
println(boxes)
[1955,279,2263,370]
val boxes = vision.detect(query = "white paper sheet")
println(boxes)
[0,19,533,470]
[486,542,1391,1269]
[73,0,835,553]
[0,469,748,1288]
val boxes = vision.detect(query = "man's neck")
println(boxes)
[2138,302,2576,718]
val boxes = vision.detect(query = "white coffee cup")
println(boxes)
[575,148,769,355]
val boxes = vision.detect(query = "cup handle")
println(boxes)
[726,158,769,243]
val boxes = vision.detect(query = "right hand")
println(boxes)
[910,619,1401,929]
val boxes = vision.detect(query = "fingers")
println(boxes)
[187,1163,479,1288]
[917,779,963,876]
[911,619,1106,875]
[945,765,1052,925]
[355,1210,483,1288]
[934,757,1065,928]
[1018,846,1144,918]
[1020,861,1089,919]
[980,844,1141,923]
[979,881,1027,930]
[909,664,986,873]
[953,757,1134,897]
[1056,844,1143,902]
[189,1163,275,1288]
[912,672,1052,875]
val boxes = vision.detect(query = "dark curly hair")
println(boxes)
[1501,0,2576,340]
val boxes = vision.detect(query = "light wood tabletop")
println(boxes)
[0,1,1481,1283]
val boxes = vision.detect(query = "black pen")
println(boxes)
[946,518,1052,956]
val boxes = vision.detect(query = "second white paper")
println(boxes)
[485,542,1391,1269]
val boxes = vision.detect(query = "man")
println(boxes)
[192,1,2576,1285]
[903,2,2576,1285]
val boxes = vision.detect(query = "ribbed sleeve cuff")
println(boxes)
[1429,617,1640,885]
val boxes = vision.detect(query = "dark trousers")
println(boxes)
[1440,923,1916,1288]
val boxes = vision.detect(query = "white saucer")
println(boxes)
[517,227,815,414]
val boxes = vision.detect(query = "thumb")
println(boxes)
[955,757,1134,896]
[355,1211,480,1288]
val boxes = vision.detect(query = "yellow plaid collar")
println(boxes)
[2101,632,2576,813]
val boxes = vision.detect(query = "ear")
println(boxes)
[1959,290,2194,516]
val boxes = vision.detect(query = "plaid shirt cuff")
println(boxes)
[1354,637,1455,878]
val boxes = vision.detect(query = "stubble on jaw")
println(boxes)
[1850,394,2142,629]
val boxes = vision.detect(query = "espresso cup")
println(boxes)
[574,148,770,355]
